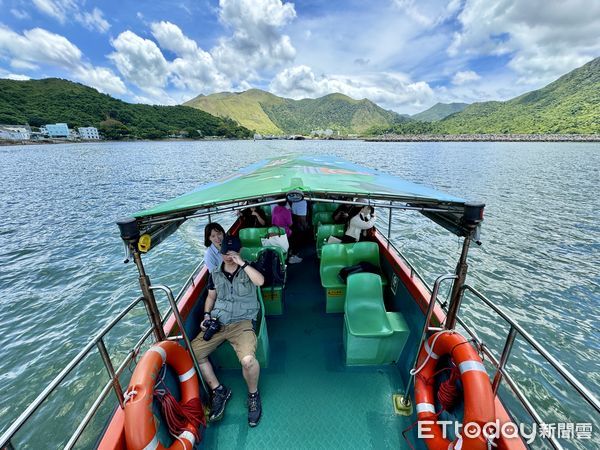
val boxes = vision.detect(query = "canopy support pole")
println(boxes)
[132,247,166,342]
[445,234,472,329]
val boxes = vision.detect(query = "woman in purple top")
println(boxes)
[272,201,302,263]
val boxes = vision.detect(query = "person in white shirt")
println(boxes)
[341,206,376,243]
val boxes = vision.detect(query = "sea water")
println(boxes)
[0,140,598,448]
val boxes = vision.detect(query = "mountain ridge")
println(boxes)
[184,89,407,134]
[412,102,469,122]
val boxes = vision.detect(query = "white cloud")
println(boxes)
[32,0,110,32]
[72,66,127,95]
[109,24,232,103]
[1,72,31,81]
[449,0,600,84]
[213,0,297,80]
[75,8,110,33]
[392,0,463,28]
[452,70,480,85]
[270,65,434,113]
[108,31,170,90]
[0,25,125,95]
[151,21,199,56]
[11,9,30,20]
[0,26,82,69]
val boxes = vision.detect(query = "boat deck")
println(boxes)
[203,246,418,449]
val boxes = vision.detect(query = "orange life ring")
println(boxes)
[414,331,496,450]
[124,341,201,450]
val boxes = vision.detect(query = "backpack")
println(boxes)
[255,249,285,287]
[338,261,380,283]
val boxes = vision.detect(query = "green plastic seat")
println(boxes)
[267,226,285,236]
[312,211,335,227]
[312,202,339,215]
[343,273,409,365]
[261,205,272,222]
[319,244,350,313]
[344,273,392,337]
[316,224,345,258]
[239,227,268,248]
[348,241,380,267]
[320,244,349,288]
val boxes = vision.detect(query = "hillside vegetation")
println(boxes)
[439,57,600,133]
[184,89,285,134]
[412,102,468,122]
[185,89,407,134]
[0,78,251,139]
[371,57,600,135]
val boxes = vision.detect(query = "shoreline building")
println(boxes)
[0,124,31,140]
[78,127,100,140]
[41,123,70,138]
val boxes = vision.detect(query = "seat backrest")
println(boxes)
[348,241,380,267]
[345,272,385,316]
[320,243,350,274]
[312,202,339,215]
[239,227,268,248]
[261,205,272,221]
[312,211,335,226]
[316,224,345,253]
[267,226,286,236]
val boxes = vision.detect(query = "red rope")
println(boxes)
[155,390,206,442]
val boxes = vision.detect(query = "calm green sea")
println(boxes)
[0,140,598,448]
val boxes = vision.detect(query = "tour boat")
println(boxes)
[1,155,597,449]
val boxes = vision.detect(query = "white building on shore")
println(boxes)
[78,127,100,140]
[41,123,70,138]
[0,124,31,140]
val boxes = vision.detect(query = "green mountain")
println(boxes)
[184,89,285,134]
[369,57,600,135]
[0,78,251,139]
[438,57,600,133]
[184,89,407,134]
[412,102,468,122]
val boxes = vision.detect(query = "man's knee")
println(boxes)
[241,354,258,370]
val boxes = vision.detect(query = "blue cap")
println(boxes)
[220,235,242,254]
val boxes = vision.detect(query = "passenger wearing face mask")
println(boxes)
[341,205,376,243]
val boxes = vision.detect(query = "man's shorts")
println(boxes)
[191,319,257,363]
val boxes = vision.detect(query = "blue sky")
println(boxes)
[1,0,599,114]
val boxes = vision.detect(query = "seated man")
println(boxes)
[191,235,265,427]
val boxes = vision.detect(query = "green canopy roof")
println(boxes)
[121,156,483,245]
[134,155,467,219]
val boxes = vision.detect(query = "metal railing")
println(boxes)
[454,285,600,450]
[393,253,600,449]
[0,261,206,450]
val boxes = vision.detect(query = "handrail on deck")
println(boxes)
[0,261,207,449]
[0,295,146,448]
[461,284,600,414]
[380,232,599,449]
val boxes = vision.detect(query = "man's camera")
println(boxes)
[203,318,222,341]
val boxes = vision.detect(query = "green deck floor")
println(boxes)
[202,247,419,449]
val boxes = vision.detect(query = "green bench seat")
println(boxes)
[316,224,345,258]
[312,202,339,215]
[319,241,387,313]
[343,273,409,365]
[239,226,287,263]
